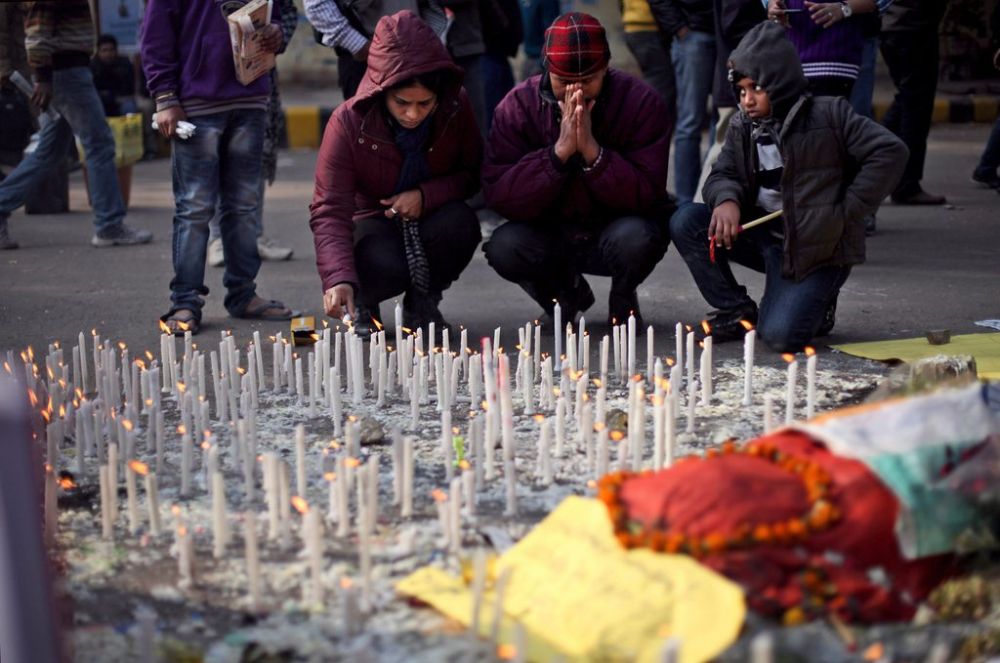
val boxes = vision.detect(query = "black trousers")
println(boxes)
[353,200,481,308]
[880,24,942,195]
[483,216,669,314]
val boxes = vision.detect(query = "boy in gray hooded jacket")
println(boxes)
[668,21,907,352]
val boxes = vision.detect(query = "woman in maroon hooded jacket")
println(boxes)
[310,11,483,336]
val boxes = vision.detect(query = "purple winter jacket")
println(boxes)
[140,0,278,102]
[482,69,673,234]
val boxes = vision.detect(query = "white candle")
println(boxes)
[402,437,414,518]
[145,472,162,536]
[805,348,817,420]
[743,328,756,406]
[674,322,683,371]
[784,355,798,425]
[538,418,552,485]
[612,325,621,384]
[664,396,676,467]
[295,424,307,497]
[627,314,636,379]
[341,577,361,635]
[646,326,654,386]
[125,461,140,535]
[750,632,774,663]
[176,523,194,588]
[244,514,261,611]
[107,442,119,521]
[599,335,609,385]
[553,301,562,370]
[700,336,713,404]
[554,396,566,457]
[212,472,228,558]
[504,458,517,517]
[304,506,324,604]
[685,331,695,389]
[449,476,462,555]
[180,433,192,497]
[763,393,775,434]
[99,464,112,539]
[43,465,56,547]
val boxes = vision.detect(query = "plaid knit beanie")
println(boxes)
[542,12,610,78]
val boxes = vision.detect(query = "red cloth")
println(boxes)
[616,432,956,623]
[309,11,483,292]
[542,12,610,78]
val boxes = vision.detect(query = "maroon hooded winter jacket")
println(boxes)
[309,11,483,293]
[482,70,672,234]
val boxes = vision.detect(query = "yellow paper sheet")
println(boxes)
[396,496,746,663]
[833,332,1000,379]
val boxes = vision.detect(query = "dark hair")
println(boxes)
[98,34,118,49]
[386,71,447,96]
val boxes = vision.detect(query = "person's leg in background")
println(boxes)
[623,30,676,131]
[972,116,1000,189]
[850,36,881,234]
[671,30,717,204]
[53,67,151,245]
[0,115,72,249]
[880,22,946,204]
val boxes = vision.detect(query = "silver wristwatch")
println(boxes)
[840,2,853,17]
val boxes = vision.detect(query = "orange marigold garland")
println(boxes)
[597,440,841,558]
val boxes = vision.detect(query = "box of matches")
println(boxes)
[291,316,318,346]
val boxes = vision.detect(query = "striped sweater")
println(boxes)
[23,0,96,81]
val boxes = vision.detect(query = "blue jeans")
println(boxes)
[670,203,850,352]
[0,67,124,232]
[170,109,265,319]
[671,30,716,204]
[974,117,1000,179]
[479,52,515,136]
[849,36,878,118]
[208,177,265,241]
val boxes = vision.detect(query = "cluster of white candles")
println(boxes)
[5,304,824,637]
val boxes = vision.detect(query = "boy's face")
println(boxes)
[736,77,771,119]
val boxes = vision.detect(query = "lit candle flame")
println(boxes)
[128,460,149,476]
[739,319,754,331]
[431,488,448,503]
[459,460,471,471]
[533,414,545,423]
[324,472,336,482]
[372,317,384,331]
[804,346,816,357]
[122,419,134,432]
[701,320,711,335]
[782,353,796,364]
[58,475,77,490]
[345,457,361,469]
[497,644,518,660]
[158,320,171,335]
[290,496,309,514]
[610,430,625,442]
[340,576,353,589]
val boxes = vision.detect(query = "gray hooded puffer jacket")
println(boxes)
[703,21,908,281]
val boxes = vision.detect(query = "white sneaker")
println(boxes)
[257,235,293,261]
[207,237,225,267]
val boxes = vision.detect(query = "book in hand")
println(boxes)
[226,0,276,86]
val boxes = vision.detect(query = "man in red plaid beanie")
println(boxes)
[482,12,674,327]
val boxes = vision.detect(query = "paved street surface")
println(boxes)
[1,123,997,377]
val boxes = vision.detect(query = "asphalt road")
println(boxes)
[1,123,997,376]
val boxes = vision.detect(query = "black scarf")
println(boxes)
[391,112,434,294]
